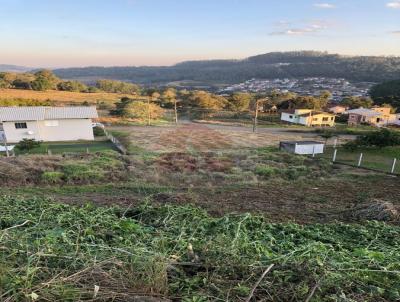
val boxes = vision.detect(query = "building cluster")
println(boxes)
[221,78,374,101]
[281,105,400,128]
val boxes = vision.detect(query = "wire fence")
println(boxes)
[318,146,399,175]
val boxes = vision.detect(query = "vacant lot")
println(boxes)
[109,122,350,153]
[0,88,128,104]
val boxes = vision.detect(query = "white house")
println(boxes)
[280,141,325,155]
[0,106,98,143]
[281,109,336,127]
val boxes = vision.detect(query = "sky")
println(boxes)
[0,0,399,67]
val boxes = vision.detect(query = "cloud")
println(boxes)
[387,1,400,8]
[313,3,336,9]
[390,31,400,35]
[269,20,329,36]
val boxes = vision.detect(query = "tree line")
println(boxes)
[0,70,140,94]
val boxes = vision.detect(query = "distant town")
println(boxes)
[220,77,375,102]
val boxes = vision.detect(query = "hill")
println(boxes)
[53,51,400,85]
[0,64,32,73]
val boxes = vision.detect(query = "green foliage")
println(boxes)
[31,69,60,91]
[112,98,165,120]
[344,129,400,150]
[57,80,88,92]
[229,92,252,112]
[0,98,53,106]
[186,90,228,110]
[96,79,140,94]
[370,80,400,111]
[53,51,400,84]
[255,165,277,178]
[41,171,64,184]
[16,139,41,151]
[1,196,400,301]
[342,96,374,109]
[93,126,105,137]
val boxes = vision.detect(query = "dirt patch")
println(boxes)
[156,152,233,173]
[109,123,305,153]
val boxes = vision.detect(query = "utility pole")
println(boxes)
[253,99,260,133]
[147,96,151,126]
[2,134,9,157]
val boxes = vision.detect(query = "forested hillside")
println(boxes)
[53,51,400,84]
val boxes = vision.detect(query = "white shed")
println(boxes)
[279,141,325,155]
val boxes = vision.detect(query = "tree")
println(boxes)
[96,79,140,94]
[188,91,227,110]
[57,80,88,92]
[282,96,327,110]
[342,96,373,109]
[31,70,60,91]
[229,93,252,112]
[121,101,164,120]
[370,80,400,112]
[162,88,179,124]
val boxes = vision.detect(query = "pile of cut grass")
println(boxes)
[1,196,399,301]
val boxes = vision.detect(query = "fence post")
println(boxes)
[357,153,363,167]
[332,149,337,162]
[333,138,338,148]
[391,158,397,174]
[312,145,316,158]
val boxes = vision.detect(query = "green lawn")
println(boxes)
[320,146,400,174]
[14,140,117,155]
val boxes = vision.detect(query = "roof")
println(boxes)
[297,111,334,117]
[346,108,382,117]
[0,106,98,122]
[281,141,325,146]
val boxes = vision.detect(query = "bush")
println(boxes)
[16,139,41,151]
[344,129,400,149]
[255,165,277,178]
[41,171,64,184]
[62,163,103,182]
[93,126,105,137]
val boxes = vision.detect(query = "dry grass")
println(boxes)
[0,88,130,104]
[109,123,305,153]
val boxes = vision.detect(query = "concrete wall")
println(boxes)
[3,119,94,143]
[281,112,299,123]
[295,144,324,155]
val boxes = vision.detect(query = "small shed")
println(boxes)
[279,141,325,155]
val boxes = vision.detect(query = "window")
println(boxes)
[322,117,329,122]
[45,120,59,127]
[15,122,27,129]
[331,117,334,121]
[289,115,293,119]
[313,118,318,121]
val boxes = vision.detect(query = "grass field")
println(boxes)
[1,122,400,301]
[14,140,117,155]
[0,88,129,104]
[320,146,400,174]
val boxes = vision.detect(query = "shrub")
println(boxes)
[41,171,64,184]
[16,139,41,151]
[62,163,103,182]
[255,165,277,178]
[93,126,105,137]
[344,129,400,149]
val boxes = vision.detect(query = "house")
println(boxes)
[328,105,347,115]
[281,109,336,127]
[280,141,325,155]
[346,107,396,127]
[0,106,98,143]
